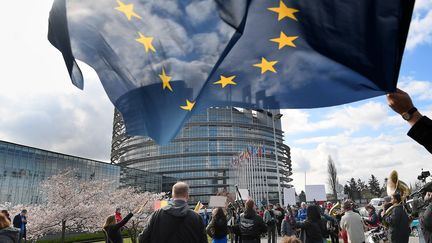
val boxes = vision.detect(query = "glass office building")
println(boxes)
[111,107,292,205]
[0,140,162,205]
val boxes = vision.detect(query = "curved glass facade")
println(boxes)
[111,107,292,205]
[0,140,162,205]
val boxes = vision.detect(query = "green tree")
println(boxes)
[368,175,381,197]
[347,178,359,200]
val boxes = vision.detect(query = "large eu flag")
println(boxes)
[48,0,415,144]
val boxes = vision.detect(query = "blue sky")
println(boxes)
[0,0,431,194]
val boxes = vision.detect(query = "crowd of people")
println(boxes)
[98,180,432,243]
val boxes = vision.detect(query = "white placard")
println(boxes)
[236,189,249,200]
[305,185,327,202]
[209,196,227,208]
[283,188,296,206]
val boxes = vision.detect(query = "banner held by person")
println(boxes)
[48,0,415,144]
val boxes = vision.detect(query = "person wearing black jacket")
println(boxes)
[383,193,410,243]
[139,182,207,243]
[295,205,324,243]
[387,88,432,154]
[12,210,27,243]
[103,203,146,243]
[239,199,267,243]
[420,192,432,243]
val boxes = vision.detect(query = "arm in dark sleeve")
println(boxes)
[13,216,20,228]
[421,204,432,231]
[113,213,133,231]
[295,221,308,229]
[206,220,214,238]
[408,116,432,154]
[139,211,157,243]
[384,208,399,227]
[199,214,208,243]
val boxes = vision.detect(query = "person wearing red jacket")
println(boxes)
[115,208,122,223]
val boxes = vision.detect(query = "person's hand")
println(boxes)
[425,192,432,202]
[386,88,414,115]
[133,201,149,214]
[387,88,422,126]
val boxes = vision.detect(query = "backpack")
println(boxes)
[267,210,276,226]
[240,216,257,237]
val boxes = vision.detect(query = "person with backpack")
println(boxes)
[240,199,267,243]
[138,182,207,243]
[264,204,277,243]
[0,213,19,243]
[206,207,228,243]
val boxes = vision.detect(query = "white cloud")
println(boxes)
[399,77,432,100]
[406,2,432,50]
[281,101,402,135]
[415,0,432,11]
[289,133,431,192]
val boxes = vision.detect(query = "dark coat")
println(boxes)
[420,203,432,243]
[12,215,23,229]
[408,116,432,154]
[0,227,20,243]
[139,200,207,243]
[239,209,267,240]
[206,217,228,240]
[104,213,133,243]
[384,204,410,243]
[12,214,26,238]
[295,220,323,243]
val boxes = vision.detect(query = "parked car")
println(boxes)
[369,198,385,211]
[410,219,420,237]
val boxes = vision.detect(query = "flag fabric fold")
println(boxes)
[48,0,414,144]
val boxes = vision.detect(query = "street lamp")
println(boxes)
[272,113,283,206]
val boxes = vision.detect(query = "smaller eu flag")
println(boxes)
[48,0,415,144]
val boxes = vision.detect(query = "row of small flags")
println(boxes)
[231,145,266,168]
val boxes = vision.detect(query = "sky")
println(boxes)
[0,0,431,193]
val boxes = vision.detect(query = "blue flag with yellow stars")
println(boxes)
[48,0,414,144]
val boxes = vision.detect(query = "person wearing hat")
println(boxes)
[364,205,379,229]
[340,200,365,243]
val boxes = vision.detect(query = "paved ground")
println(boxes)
[257,236,420,243]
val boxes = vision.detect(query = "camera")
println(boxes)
[418,170,431,183]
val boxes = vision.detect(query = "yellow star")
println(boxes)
[253,58,278,74]
[213,75,237,88]
[135,32,156,52]
[115,0,142,21]
[159,68,173,92]
[180,100,195,111]
[268,0,299,21]
[270,32,299,49]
